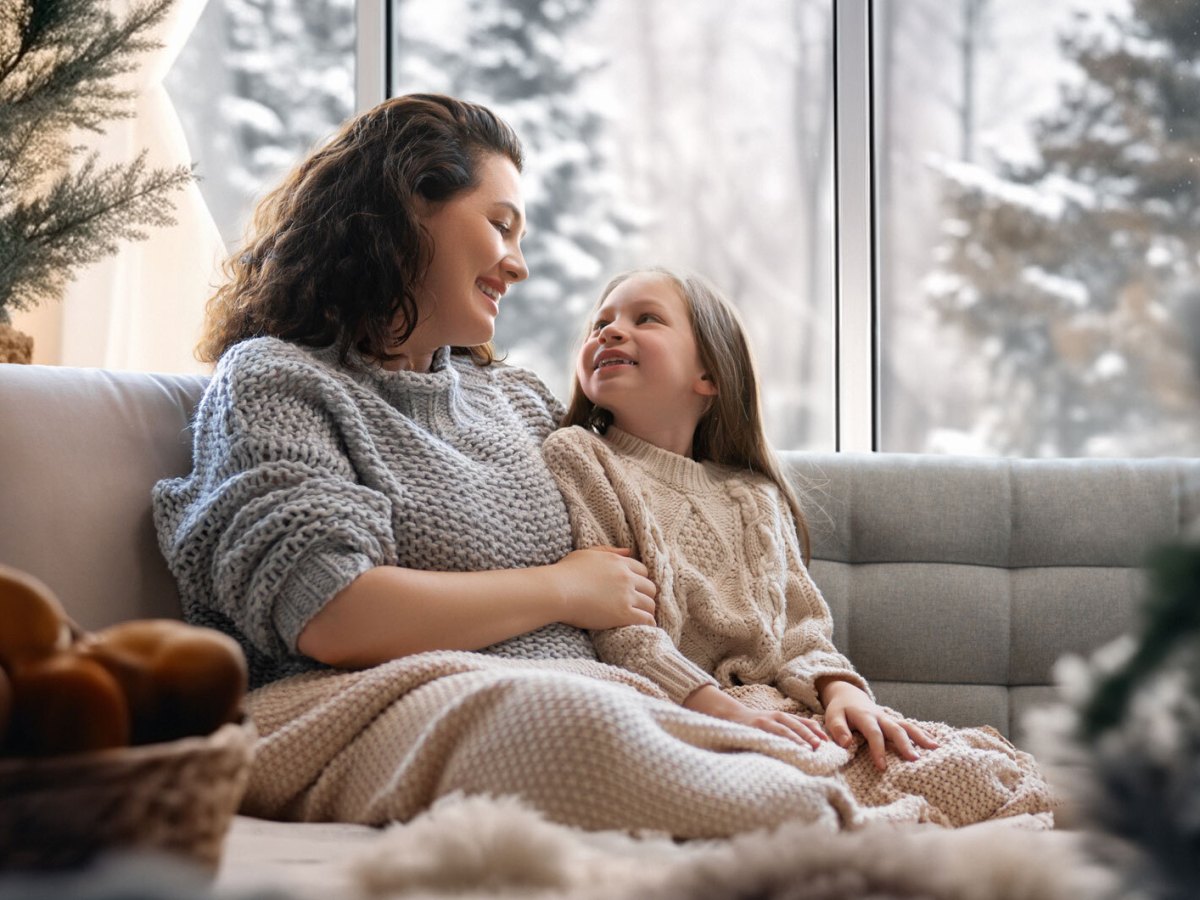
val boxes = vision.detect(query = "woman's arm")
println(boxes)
[297,547,657,668]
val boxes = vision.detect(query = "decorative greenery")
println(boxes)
[0,0,193,323]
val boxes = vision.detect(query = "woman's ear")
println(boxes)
[695,373,719,397]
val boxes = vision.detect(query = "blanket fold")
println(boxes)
[243,652,1053,836]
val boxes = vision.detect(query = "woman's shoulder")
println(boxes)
[456,356,566,424]
[204,337,354,424]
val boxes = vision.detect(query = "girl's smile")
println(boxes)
[576,272,716,456]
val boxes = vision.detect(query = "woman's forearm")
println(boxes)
[297,564,566,667]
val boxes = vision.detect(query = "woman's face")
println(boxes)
[400,153,528,365]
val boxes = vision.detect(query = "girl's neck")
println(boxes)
[608,413,700,458]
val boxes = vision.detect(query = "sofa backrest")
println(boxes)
[0,364,207,629]
[784,451,1200,743]
[3,363,1198,743]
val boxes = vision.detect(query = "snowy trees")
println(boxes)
[928,0,1200,456]
[393,0,628,386]
[166,0,354,245]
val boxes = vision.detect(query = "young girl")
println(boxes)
[543,267,1053,823]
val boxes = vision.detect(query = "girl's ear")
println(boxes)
[695,373,719,397]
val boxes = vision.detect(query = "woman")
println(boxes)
[154,94,1048,834]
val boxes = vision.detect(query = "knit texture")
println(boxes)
[152,337,596,687]
[542,425,869,709]
[243,652,1053,834]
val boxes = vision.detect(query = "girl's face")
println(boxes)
[393,153,528,368]
[576,272,716,436]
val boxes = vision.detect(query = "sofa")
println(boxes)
[1,362,1198,895]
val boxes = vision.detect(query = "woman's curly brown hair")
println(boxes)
[197,94,523,366]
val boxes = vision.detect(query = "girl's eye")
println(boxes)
[637,313,660,324]
[591,320,609,333]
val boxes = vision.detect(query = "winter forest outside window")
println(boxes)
[168,0,1200,458]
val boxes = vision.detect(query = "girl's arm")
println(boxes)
[543,429,718,703]
[297,548,656,667]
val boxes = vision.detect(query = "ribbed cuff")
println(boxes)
[779,662,873,713]
[274,550,377,654]
[643,652,721,705]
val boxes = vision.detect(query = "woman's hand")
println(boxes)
[552,547,658,630]
[684,685,828,749]
[818,678,939,770]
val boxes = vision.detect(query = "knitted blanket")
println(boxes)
[242,652,1052,835]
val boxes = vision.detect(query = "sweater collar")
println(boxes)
[604,426,726,493]
[314,344,461,400]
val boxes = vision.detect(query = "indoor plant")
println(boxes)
[0,0,193,362]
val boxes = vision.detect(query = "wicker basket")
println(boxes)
[0,718,256,873]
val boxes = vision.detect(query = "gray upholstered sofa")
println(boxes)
[2,363,1198,742]
[1,362,1198,890]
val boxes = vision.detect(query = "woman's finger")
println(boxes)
[633,573,657,599]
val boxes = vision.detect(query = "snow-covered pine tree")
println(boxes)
[220,0,355,203]
[436,0,631,382]
[927,0,1200,456]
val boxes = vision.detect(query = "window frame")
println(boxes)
[358,0,880,451]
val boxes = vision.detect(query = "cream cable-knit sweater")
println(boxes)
[542,425,869,711]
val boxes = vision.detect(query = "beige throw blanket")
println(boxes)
[243,652,1052,836]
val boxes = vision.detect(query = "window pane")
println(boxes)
[167,0,356,247]
[877,0,1200,457]
[390,0,835,451]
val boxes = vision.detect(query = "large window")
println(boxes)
[167,1,1200,457]
[390,0,837,452]
[168,0,356,246]
[876,0,1200,456]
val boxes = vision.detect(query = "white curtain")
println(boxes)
[57,0,223,374]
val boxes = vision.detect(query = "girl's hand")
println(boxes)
[684,685,828,749]
[552,547,658,630]
[819,679,939,770]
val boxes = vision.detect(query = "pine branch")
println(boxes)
[0,151,193,314]
[0,0,193,316]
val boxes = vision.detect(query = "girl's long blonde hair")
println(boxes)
[562,267,811,562]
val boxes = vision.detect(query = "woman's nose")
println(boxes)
[503,246,529,283]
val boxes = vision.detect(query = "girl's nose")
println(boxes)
[599,323,625,343]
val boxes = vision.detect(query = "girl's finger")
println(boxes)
[854,717,887,770]
[903,720,940,749]
[781,716,823,749]
[882,719,919,761]
[824,709,852,748]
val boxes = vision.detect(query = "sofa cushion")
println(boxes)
[787,451,1200,739]
[0,364,207,629]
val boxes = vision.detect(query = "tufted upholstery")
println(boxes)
[785,451,1200,743]
[2,363,1197,747]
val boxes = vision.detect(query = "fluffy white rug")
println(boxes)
[350,794,1119,900]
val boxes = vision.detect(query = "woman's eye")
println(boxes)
[492,221,511,236]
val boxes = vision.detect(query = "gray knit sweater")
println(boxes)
[153,337,596,687]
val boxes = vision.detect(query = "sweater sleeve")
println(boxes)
[542,428,718,704]
[153,343,398,663]
[773,507,873,711]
